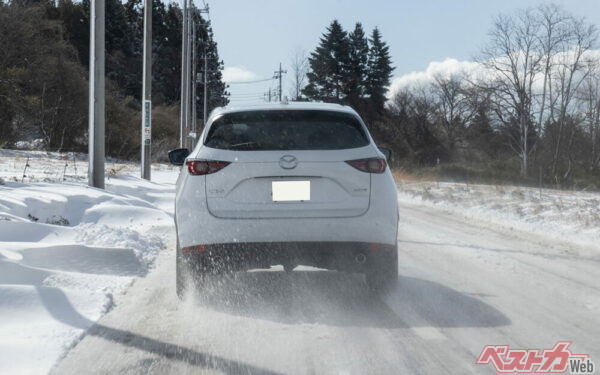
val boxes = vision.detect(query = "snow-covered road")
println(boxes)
[51,201,600,374]
[1,150,598,374]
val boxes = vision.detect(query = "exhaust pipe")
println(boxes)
[355,253,367,265]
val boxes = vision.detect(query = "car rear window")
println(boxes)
[204,110,369,150]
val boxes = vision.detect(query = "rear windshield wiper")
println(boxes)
[228,142,262,150]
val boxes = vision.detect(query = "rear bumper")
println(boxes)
[175,168,399,248]
[180,241,397,273]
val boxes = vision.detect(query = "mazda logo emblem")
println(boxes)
[279,155,298,169]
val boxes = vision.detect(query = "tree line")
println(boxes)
[300,20,394,123]
[0,0,228,159]
[300,7,600,188]
[2,2,598,188]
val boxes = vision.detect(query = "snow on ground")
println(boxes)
[2,149,599,373]
[397,180,600,252]
[0,149,179,374]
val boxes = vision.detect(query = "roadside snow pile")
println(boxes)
[398,181,600,247]
[0,149,178,374]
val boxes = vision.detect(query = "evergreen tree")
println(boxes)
[0,1,88,150]
[104,0,140,97]
[366,27,394,114]
[347,22,369,107]
[153,1,181,104]
[54,0,89,66]
[0,0,229,155]
[197,20,229,120]
[303,20,350,103]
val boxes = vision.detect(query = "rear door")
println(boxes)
[201,110,375,219]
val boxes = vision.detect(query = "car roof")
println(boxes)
[208,102,360,120]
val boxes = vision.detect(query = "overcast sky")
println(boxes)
[206,0,600,105]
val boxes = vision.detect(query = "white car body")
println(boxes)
[173,102,399,292]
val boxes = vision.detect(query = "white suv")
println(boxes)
[169,102,399,296]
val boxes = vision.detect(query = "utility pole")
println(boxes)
[203,48,208,125]
[180,3,208,149]
[88,0,105,189]
[190,14,197,150]
[192,5,209,140]
[140,0,152,180]
[264,88,273,102]
[274,62,287,102]
[179,0,188,148]
[184,4,192,149]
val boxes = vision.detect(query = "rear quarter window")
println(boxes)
[204,110,369,151]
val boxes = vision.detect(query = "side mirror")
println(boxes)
[379,147,392,162]
[168,148,190,166]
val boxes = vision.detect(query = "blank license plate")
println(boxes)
[272,181,310,201]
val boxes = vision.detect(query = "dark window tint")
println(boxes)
[204,110,369,151]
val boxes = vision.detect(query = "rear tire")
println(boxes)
[283,263,295,273]
[176,246,186,300]
[366,247,398,293]
[177,243,215,299]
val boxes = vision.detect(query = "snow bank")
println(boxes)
[0,149,178,374]
[398,181,600,250]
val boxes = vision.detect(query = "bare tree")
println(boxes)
[578,59,600,172]
[390,84,435,124]
[536,4,570,133]
[479,9,544,176]
[549,17,598,180]
[289,47,309,101]
[431,72,478,158]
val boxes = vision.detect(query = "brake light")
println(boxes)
[186,160,230,175]
[183,245,207,254]
[345,158,387,173]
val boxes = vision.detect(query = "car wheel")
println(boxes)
[176,242,187,299]
[283,263,295,273]
[366,248,398,293]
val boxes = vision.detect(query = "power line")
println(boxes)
[259,64,286,102]
[229,91,269,97]
[229,97,266,102]
[263,88,275,102]
[226,77,274,85]
[230,97,267,101]
[229,94,265,97]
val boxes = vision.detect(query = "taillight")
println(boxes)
[186,160,230,175]
[183,245,207,254]
[345,158,387,174]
